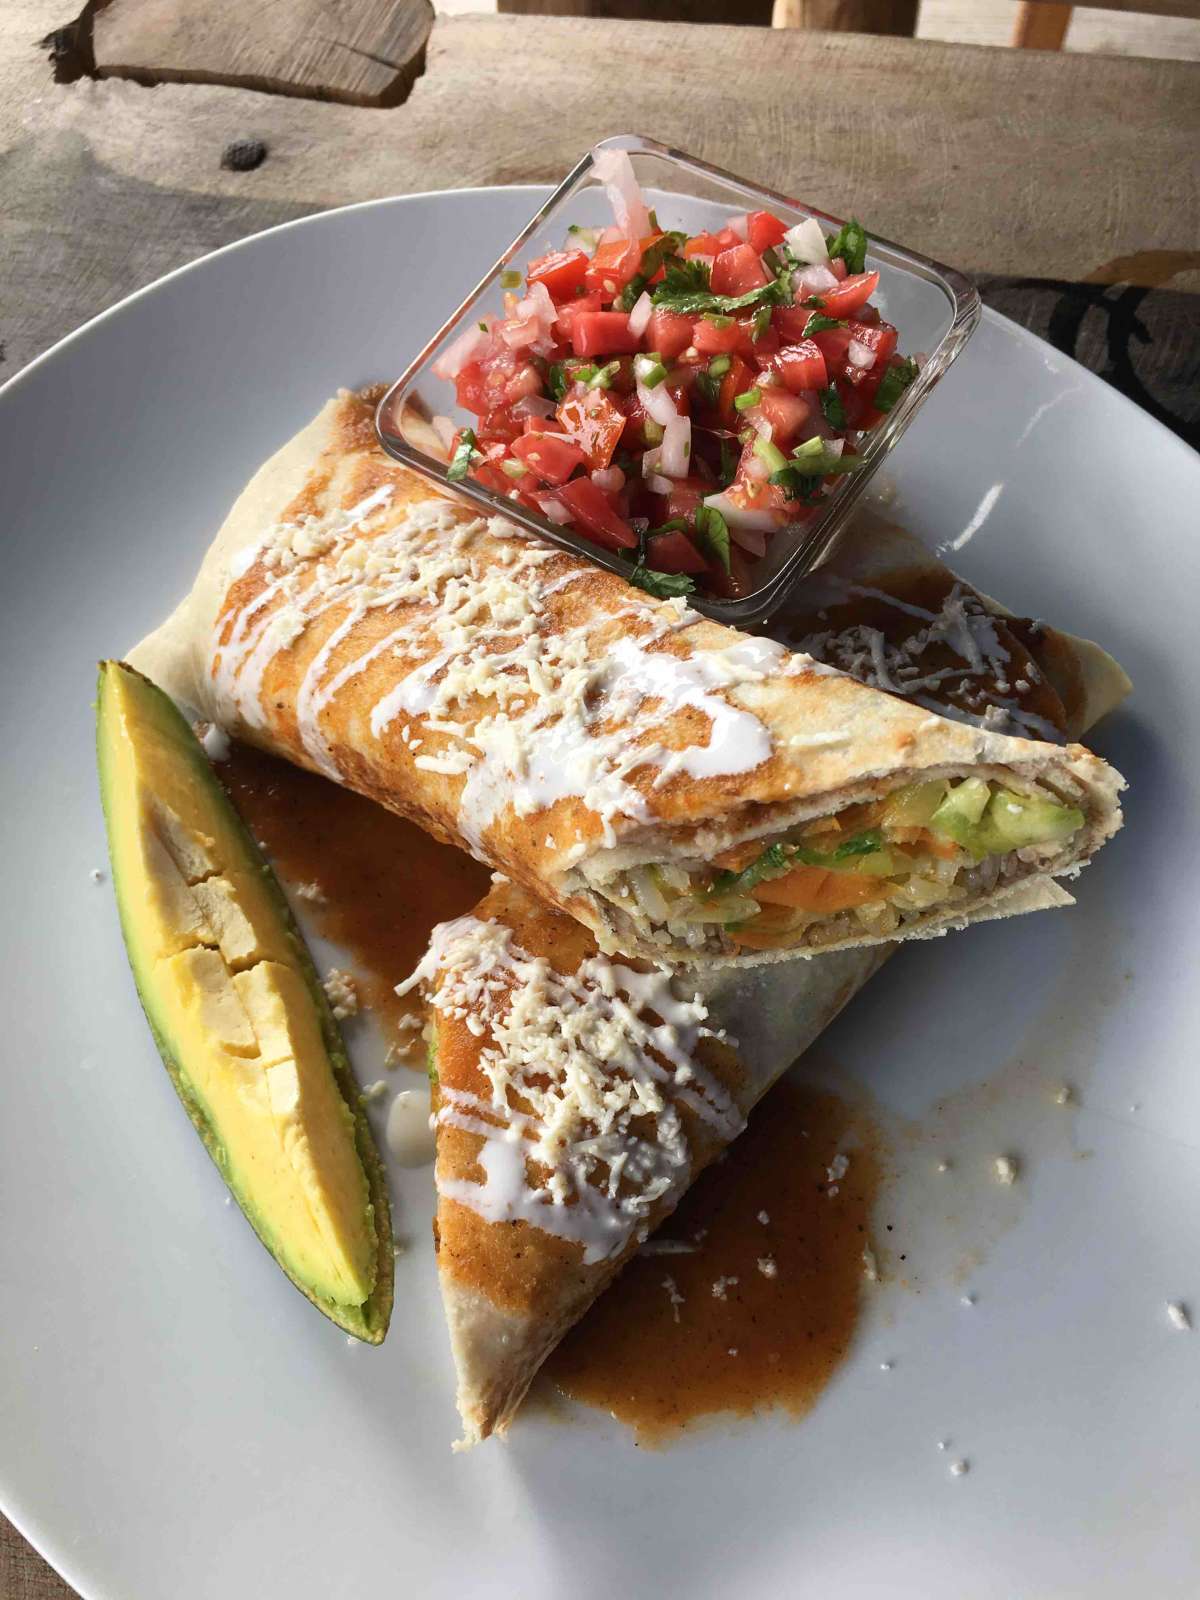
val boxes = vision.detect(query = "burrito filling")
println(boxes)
[595,777,1085,953]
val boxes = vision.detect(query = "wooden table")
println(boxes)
[1,4,1197,1593]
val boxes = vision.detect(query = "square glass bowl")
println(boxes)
[376,132,980,628]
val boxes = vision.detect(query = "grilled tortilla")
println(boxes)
[131,389,1123,965]
[421,518,1130,1445]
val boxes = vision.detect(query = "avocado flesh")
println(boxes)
[96,662,393,1342]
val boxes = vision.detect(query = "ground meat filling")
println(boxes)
[595,776,1085,953]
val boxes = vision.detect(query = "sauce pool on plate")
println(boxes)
[546,1079,884,1445]
[216,743,491,1043]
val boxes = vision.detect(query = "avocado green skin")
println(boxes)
[95,662,394,1344]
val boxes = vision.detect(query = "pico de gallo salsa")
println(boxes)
[431,149,919,601]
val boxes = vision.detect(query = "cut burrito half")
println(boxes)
[131,388,1123,966]
[419,516,1131,1446]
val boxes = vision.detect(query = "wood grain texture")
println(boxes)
[2,7,1196,378]
[1014,1,1073,46]
[772,0,919,32]
[498,0,773,19]
[0,1512,75,1600]
[1026,0,1200,13]
[91,0,434,106]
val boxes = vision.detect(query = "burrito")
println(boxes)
[131,389,1123,966]
[419,521,1131,1445]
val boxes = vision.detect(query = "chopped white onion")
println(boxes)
[646,473,675,496]
[522,279,558,333]
[728,524,767,557]
[660,413,692,478]
[847,339,876,371]
[431,414,457,452]
[794,263,839,298]
[823,437,846,459]
[591,465,626,493]
[592,147,651,241]
[783,217,830,266]
[511,393,556,420]
[627,290,654,338]
[728,212,749,241]
[534,493,571,526]
[637,377,680,428]
[641,446,663,479]
[702,491,779,532]
[431,323,490,380]
[749,414,773,440]
[742,448,770,482]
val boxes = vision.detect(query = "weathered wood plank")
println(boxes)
[90,0,434,107]
[772,0,919,32]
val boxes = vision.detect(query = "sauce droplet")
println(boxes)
[387,1089,436,1167]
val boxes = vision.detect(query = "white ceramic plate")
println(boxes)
[2,189,1197,1600]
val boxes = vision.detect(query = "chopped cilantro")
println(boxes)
[651,252,791,317]
[803,312,846,337]
[587,360,621,390]
[500,269,523,290]
[478,320,489,333]
[718,438,738,488]
[694,504,731,572]
[645,518,689,537]
[825,218,869,276]
[751,303,773,342]
[547,362,569,402]
[628,565,697,599]
[819,384,847,429]
[446,428,478,483]
[873,356,920,413]
[616,232,689,312]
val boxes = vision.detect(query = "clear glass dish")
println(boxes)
[376,132,980,628]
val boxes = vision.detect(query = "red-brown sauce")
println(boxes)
[546,1079,884,1446]
[216,743,491,1042]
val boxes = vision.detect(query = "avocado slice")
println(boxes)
[95,662,393,1342]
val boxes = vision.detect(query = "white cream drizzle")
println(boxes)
[401,915,743,1264]
[210,487,801,856]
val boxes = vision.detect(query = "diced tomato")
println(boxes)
[664,478,708,522]
[526,248,589,300]
[556,390,625,471]
[835,373,884,429]
[754,865,885,912]
[645,528,708,574]
[523,414,565,433]
[502,364,544,405]
[747,210,788,253]
[829,257,849,283]
[453,361,490,415]
[809,324,857,367]
[750,387,812,448]
[684,227,740,259]
[646,308,694,361]
[555,292,604,335]
[773,305,817,343]
[846,320,898,365]
[710,243,770,297]
[510,431,586,486]
[717,354,757,428]
[556,477,638,550]
[476,406,522,446]
[770,339,828,395]
[583,237,641,296]
[692,318,745,357]
[571,311,642,357]
[814,270,880,319]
